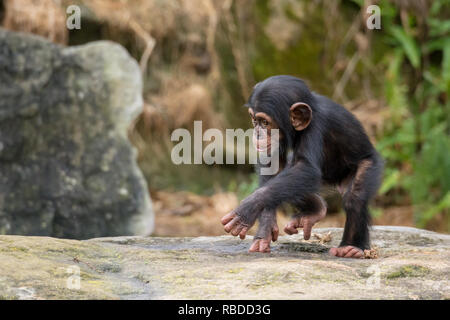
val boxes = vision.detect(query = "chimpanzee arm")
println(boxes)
[254,163,278,236]
[235,129,324,225]
[222,113,324,236]
[234,160,322,225]
[245,162,280,252]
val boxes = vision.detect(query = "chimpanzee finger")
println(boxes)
[221,211,236,225]
[224,216,240,233]
[343,246,354,254]
[239,227,248,239]
[284,227,298,235]
[332,247,345,257]
[283,223,298,235]
[259,239,271,253]
[231,224,244,236]
[249,239,260,252]
[344,247,363,258]
[338,246,354,257]
[343,249,355,258]
[272,226,279,242]
[329,248,338,256]
[302,220,312,240]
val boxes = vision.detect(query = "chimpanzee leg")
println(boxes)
[284,194,327,239]
[330,156,383,258]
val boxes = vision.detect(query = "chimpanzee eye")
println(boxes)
[262,119,269,126]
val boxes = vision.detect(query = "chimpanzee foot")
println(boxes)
[221,212,250,239]
[329,246,363,258]
[249,221,279,253]
[249,238,271,253]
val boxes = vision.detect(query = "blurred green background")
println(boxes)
[2,0,448,233]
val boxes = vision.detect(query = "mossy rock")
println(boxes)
[0,227,448,299]
[0,29,153,239]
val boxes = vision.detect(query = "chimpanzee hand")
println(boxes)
[284,210,326,240]
[221,188,267,239]
[284,194,327,240]
[249,209,279,253]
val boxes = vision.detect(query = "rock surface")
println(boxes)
[0,227,448,299]
[0,29,153,238]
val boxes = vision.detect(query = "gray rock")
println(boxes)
[0,227,448,299]
[0,28,153,239]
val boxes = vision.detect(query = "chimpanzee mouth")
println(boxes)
[256,144,271,153]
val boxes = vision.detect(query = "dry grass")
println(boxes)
[3,0,226,141]
[347,99,386,141]
[3,0,67,44]
[2,0,232,194]
[79,0,227,142]
[151,80,223,131]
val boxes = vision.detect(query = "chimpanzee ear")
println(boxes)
[290,102,312,131]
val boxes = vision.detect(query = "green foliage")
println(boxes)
[228,173,259,201]
[388,26,421,68]
[250,0,358,96]
[374,0,450,228]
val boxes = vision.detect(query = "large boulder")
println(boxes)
[0,29,153,239]
[0,227,448,299]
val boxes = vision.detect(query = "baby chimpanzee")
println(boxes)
[221,75,383,258]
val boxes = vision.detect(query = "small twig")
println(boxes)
[203,0,220,83]
[128,19,156,74]
[333,52,361,102]
[222,0,251,100]
[72,256,103,273]
[312,231,332,244]
[363,246,379,259]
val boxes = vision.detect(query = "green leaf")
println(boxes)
[380,170,401,194]
[348,0,364,7]
[417,192,450,227]
[370,207,383,218]
[428,18,450,37]
[424,39,445,53]
[442,40,450,95]
[388,26,421,68]
[430,0,449,15]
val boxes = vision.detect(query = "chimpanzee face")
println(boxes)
[248,108,279,153]
[248,101,312,154]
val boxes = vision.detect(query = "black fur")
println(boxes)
[241,75,383,250]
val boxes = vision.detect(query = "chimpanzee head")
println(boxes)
[246,75,314,154]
